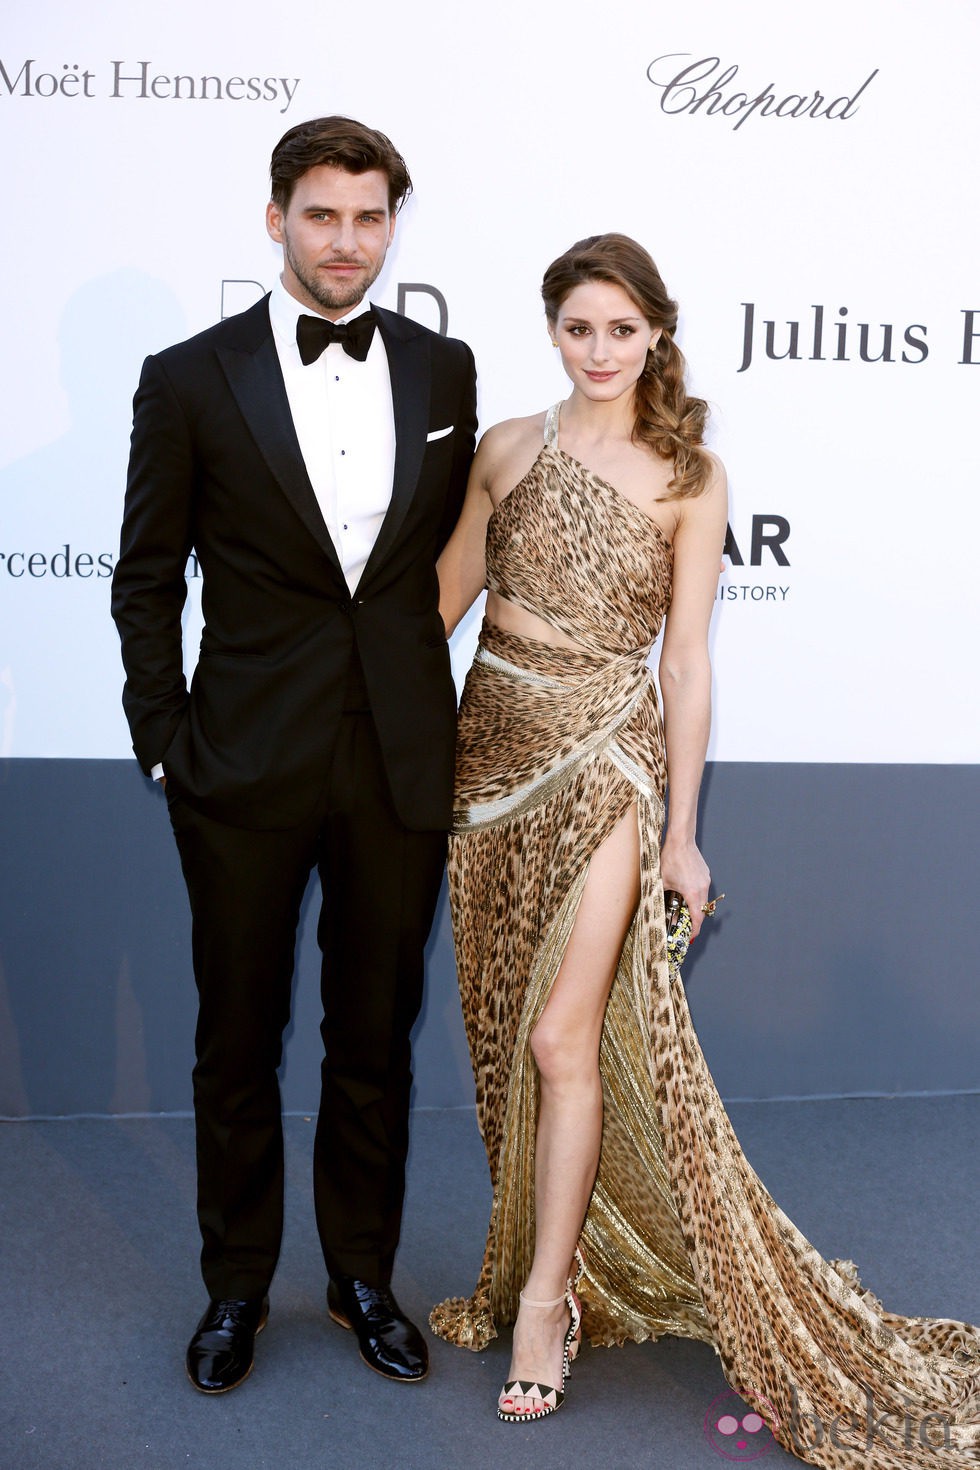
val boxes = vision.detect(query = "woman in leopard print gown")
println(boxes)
[430,234,980,1464]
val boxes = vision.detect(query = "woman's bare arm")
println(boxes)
[658,454,729,938]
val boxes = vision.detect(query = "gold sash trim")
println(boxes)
[452,642,656,833]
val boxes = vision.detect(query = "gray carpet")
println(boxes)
[1,1096,978,1470]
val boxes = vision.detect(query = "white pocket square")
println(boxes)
[426,425,454,442]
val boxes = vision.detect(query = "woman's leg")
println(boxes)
[501,805,640,1414]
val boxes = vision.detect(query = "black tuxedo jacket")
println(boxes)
[111,296,477,831]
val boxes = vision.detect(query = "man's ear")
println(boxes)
[266,199,284,245]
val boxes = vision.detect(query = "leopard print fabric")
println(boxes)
[429,406,980,1466]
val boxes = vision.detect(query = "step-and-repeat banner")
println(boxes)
[2,0,977,764]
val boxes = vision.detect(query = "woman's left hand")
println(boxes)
[660,836,712,940]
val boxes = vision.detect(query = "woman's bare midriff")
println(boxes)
[485,591,591,652]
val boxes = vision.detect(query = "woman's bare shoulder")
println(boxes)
[681,448,728,511]
[476,411,550,496]
[479,411,548,457]
[702,447,727,483]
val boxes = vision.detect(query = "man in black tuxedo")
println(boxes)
[111,116,477,1392]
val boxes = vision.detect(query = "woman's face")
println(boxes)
[551,280,661,403]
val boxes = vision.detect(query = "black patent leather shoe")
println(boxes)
[327,1276,428,1382]
[186,1296,269,1393]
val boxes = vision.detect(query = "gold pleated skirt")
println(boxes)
[430,625,980,1469]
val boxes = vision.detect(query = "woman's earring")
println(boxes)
[551,339,558,348]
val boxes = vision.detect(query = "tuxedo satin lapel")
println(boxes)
[217,333,345,578]
[358,311,431,588]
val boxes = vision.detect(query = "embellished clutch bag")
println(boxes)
[664,890,724,982]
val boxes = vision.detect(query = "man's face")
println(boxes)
[266,165,396,319]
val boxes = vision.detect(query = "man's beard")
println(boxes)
[284,236,384,313]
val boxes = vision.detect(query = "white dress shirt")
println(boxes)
[268,274,396,595]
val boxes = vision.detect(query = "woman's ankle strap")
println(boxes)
[518,1289,568,1308]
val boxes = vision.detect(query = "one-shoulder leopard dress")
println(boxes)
[430,405,980,1468]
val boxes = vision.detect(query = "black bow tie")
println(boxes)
[296,310,377,364]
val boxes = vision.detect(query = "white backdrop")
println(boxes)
[2,0,978,762]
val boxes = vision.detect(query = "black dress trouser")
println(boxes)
[168,703,446,1301]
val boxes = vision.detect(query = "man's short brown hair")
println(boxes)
[270,115,412,214]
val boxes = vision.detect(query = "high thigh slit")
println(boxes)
[429,405,980,1468]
